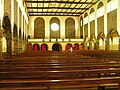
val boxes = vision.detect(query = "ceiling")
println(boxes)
[25,0,100,16]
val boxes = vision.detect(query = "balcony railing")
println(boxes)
[28,38,83,43]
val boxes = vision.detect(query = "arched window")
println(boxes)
[34,17,45,39]
[80,16,83,38]
[65,17,75,38]
[107,0,117,33]
[84,13,88,37]
[50,17,60,38]
[107,0,118,13]
[90,8,95,36]
[2,15,12,55]
[97,2,104,18]
[97,2,104,35]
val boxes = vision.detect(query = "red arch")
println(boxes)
[33,44,39,51]
[74,43,79,50]
[41,44,48,51]
[66,43,72,51]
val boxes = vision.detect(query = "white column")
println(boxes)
[60,18,65,38]
[117,0,120,35]
[0,0,4,26]
[11,0,14,55]
[45,18,50,38]
[11,0,14,33]
[83,16,85,38]
[104,2,107,37]
[117,0,120,51]
[18,6,19,38]
[88,15,90,38]
[95,7,98,38]
[21,13,23,39]
[75,18,80,38]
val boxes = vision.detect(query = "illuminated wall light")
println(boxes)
[51,23,59,31]
[16,0,28,24]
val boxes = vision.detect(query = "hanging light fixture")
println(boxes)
[51,23,59,31]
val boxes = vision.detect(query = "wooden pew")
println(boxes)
[0,51,120,89]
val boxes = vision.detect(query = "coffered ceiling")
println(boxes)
[25,0,100,16]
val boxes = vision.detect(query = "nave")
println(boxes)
[0,50,120,90]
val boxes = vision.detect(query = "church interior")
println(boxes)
[0,0,120,89]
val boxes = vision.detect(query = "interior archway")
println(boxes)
[84,37,89,50]
[52,43,62,51]
[27,43,33,51]
[41,44,48,51]
[66,43,72,51]
[2,15,12,57]
[33,44,40,51]
[107,30,119,50]
[73,43,79,50]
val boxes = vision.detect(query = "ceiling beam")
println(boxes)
[27,7,89,10]
[25,1,96,4]
[29,14,80,16]
[28,11,82,14]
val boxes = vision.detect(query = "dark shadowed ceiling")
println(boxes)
[25,0,100,16]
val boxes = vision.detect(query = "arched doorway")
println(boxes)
[2,15,12,57]
[107,30,119,51]
[66,43,72,51]
[27,43,33,51]
[41,44,48,51]
[84,37,89,50]
[73,43,79,50]
[52,43,62,51]
[89,35,97,50]
[80,43,84,50]
[33,44,39,51]
[97,33,105,50]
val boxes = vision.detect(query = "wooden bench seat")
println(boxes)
[0,77,120,89]
[1,51,120,89]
